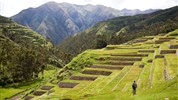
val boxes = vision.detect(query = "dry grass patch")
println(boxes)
[109,61,134,66]
[24,96,33,100]
[147,59,153,63]
[155,55,165,58]
[111,53,148,57]
[33,91,46,96]
[90,65,123,70]
[155,40,169,44]
[109,57,142,61]
[138,50,155,53]
[41,86,54,90]
[134,39,148,43]
[169,44,178,49]
[58,82,79,88]
[70,75,97,81]
[159,37,175,40]
[139,64,145,68]
[82,69,112,76]
[160,50,176,54]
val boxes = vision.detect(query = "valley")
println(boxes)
[0,1,178,100]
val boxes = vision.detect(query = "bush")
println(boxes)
[65,51,95,71]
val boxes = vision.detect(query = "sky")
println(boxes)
[0,0,177,17]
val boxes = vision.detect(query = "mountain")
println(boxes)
[2,14,178,99]
[59,6,178,56]
[0,15,51,85]
[0,16,69,85]
[11,2,157,44]
[120,8,158,16]
[11,2,120,44]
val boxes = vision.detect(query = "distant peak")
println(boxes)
[121,8,140,11]
[44,1,59,7]
[45,1,75,7]
[85,4,94,6]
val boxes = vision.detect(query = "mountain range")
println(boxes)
[11,1,157,44]
[59,6,178,55]
[1,3,178,99]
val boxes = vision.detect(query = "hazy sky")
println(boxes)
[0,0,177,17]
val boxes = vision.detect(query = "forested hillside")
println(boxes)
[0,16,70,86]
[59,6,178,56]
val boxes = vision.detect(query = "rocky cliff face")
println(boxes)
[12,1,157,44]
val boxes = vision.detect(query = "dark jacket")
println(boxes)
[132,82,137,90]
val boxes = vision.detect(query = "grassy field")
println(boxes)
[24,29,178,100]
[1,29,178,100]
[0,69,57,100]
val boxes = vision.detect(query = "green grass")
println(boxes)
[166,54,178,78]
[167,29,178,37]
[152,58,165,87]
[55,31,177,100]
[4,29,178,100]
[82,74,178,100]
[0,88,22,100]
[42,44,177,100]
[0,69,56,100]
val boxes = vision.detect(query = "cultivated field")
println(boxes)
[8,29,178,100]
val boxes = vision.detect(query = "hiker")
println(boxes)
[132,81,137,95]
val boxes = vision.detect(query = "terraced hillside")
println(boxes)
[0,16,51,46]
[18,29,178,100]
[59,6,178,56]
[0,16,67,100]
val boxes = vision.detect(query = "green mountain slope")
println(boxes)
[0,15,75,99]
[20,28,178,100]
[59,6,178,56]
[0,16,50,45]
[0,16,70,87]
[0,15,50,84]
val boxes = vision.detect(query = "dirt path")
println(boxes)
[149,51,157,88]
[164,57,169,80]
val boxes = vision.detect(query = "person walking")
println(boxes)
[132,81,137,95]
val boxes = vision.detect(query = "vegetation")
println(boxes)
[0,41,49,85]
[29,29,177,100]
[0,16,71,87]
[1,6,178,100]
[0,69,56,100]
[59,6,178,56]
